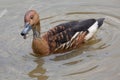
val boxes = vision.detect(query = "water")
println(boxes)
[0,0,120,80]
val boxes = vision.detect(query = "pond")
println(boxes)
[0,0,120,80]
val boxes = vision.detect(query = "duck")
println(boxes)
[21,10,105,56]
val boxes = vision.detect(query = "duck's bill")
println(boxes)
[21,23,32,39]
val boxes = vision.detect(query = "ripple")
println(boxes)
[66,12,97,15]
[1,0,120,80]
[63,59,83,65]
[64,65,98,76]
[41,16,55,21]
[31,3,120,62]
[50,20,70,24]
[0,9,7,18]
[41,9,120,59]
[28,3,120,80]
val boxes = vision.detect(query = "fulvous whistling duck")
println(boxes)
[21,10,105,55]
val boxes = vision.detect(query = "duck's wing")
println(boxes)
[47,21,80,36]
[43,19,97,52]
[53,31,88,53]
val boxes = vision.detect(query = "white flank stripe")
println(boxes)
[71,32,80,41]
[85,21,98,40]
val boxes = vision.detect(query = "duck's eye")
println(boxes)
[30,16,33,19]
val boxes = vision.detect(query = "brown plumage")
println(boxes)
[21,10,105,55]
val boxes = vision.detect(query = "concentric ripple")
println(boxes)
[27,3,120,80]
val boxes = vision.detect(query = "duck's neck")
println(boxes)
[32,21,50,55]
[33,22,41,39]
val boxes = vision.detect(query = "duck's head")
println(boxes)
[21,10,40,39]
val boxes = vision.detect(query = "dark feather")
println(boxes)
[45,19,96,52]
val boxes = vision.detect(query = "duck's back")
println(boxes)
[42,19,97,52]
[48,19,96,36]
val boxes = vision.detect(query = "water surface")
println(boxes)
[0,0,120,80]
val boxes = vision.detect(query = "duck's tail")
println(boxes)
[97,18,105,28]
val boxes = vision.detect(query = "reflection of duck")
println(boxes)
[21,10,105,55]
[28,59,48,80]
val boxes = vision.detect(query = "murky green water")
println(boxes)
[0,0,120,80]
